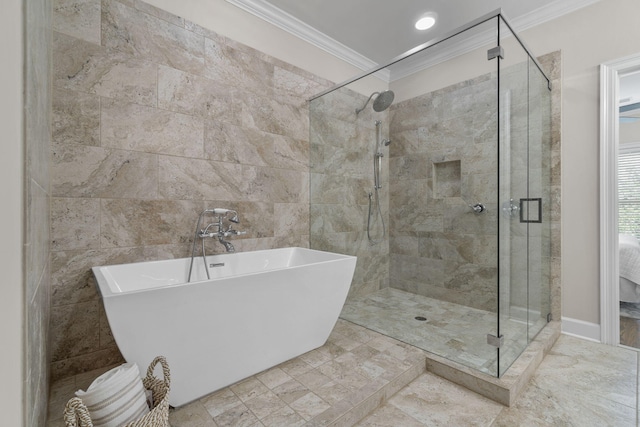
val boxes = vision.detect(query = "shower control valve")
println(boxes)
[502,199,519,217]
[470,203,486,214]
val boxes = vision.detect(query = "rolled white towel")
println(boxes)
[75,363,150,427]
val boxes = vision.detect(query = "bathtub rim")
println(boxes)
[92,247,357,298]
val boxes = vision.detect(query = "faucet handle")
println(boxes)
[198,230,215,238]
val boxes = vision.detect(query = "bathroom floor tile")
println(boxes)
[48,318,638,427]
[289,392,331,421]
[256,367,293,390]
[169,400,217,427]
[384,372,503,426]
[357,335,639,427]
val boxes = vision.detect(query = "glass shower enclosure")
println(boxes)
[309,11,552,377]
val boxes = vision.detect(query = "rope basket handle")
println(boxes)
[145,355,171,389]
[63,397,94,427]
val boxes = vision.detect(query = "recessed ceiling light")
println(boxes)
[415,15,436,31]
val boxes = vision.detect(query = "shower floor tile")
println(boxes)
[340,287,547,376]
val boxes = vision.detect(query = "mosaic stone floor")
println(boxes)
[340,287,547,376]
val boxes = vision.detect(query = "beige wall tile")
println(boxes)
[51,142,159,198]
[158,156,247,201]
[50,300,101,361]
[204,37,274,97]
[100,199,199,248]
[133,0,184,27]
[51,0,315,380]
[158,65,239,122]
[53,0,101,45]
[50,246,160,307]
[53,32,158,107]
[240,91,309,140]
[102,0,205,74]
[274,203,309,237]
[50,346,125,382]
[51,197,101,251]
[101,99,204,157]
[52,89,100,146]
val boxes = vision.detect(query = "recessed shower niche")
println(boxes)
[433,159,461,198]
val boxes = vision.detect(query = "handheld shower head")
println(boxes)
[356,90,395,114]
[211,208,239,223]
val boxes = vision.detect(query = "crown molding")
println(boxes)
[511,0,601,33]
[225,0,390,82]
[226,0,599,83]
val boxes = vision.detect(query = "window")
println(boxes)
[619,142,640,238]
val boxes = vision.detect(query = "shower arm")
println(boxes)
[356,92,380,114]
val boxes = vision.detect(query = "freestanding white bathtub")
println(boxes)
[92,247,356,407]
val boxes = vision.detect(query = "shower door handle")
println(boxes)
[519,198,542,223]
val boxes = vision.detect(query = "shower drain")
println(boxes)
[414,316,427,321]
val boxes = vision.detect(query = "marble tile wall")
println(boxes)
[25,0,53,425]
[50,0,332,381]
[540,51,562,324]
[388,74,500,312]
[387,51,561,323]
[309,86,391,298]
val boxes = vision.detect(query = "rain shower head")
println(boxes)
[355,90,395,114]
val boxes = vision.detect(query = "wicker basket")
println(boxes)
[63,356,171,427]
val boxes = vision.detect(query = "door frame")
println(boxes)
[599,53,640,345]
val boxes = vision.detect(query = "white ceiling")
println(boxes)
[227,0,599,81]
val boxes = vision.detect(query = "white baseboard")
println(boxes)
[561,317,601,342]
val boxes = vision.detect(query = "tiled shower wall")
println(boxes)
[26,0,52,424]
[310,88,391,298]
[388,74,500,312]
[387,51,561,316]
[50,0,332,381]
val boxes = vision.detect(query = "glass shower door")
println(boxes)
[497,17,552,376]
[526,57,552,343]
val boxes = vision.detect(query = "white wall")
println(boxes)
[522,0,640,324]
[116,0,640,327]
[0,0,24,424]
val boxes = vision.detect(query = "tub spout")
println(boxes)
[218,237,235,253]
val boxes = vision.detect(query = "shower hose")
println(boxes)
[367,187,386,245]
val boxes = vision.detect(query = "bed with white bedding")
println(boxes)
[620,234,640,303]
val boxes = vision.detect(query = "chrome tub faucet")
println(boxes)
[188,208,246,282]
